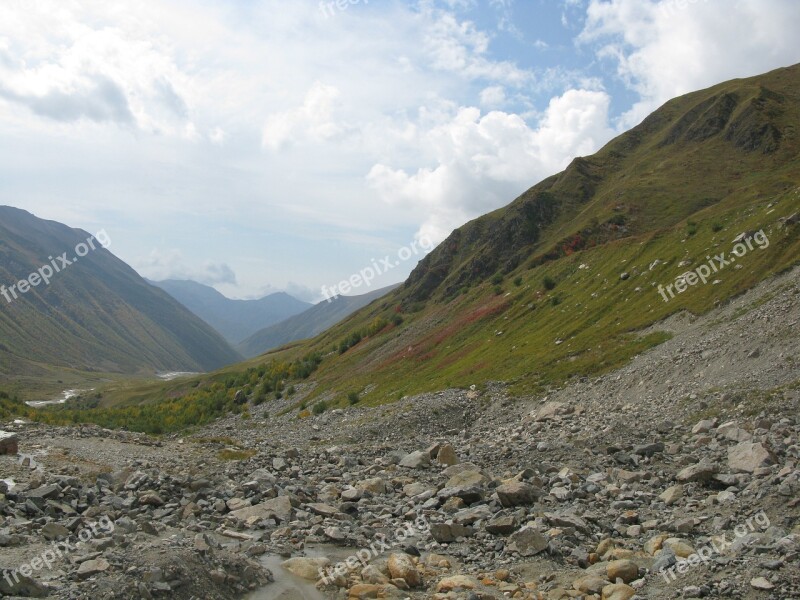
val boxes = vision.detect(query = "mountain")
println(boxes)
[149,279,311,344]
[235,63,799,406]
[0,207,242,379]
[237,283,401,357]
[32,64,800,426]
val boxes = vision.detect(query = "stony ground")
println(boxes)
[1,267,798,600]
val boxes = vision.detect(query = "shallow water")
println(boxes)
[244,555,327,600]
[26,388,88,407]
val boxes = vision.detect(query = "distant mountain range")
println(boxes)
[237,284,400,357]
[0,206,242,378]
[148,279,310,344]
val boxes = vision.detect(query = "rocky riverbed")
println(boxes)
[1,269,799,599]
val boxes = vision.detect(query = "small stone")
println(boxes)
[77,558,110,578]
[750,577,774,590]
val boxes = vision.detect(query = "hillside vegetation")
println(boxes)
[0,207,242,391]
[17,64,800,431]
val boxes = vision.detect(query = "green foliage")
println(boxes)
[687,220,698,236]
[712,221,724,232]
[338,317,390,354]
[513,277,523,287]
[608,214,627,226]
[347,391,360,405]
[32,352,323,434]
[312,400,328,415]
[493,285,504,295]
[550,296,562,307]
[0,390,34,420]
[543,276,557,291]
[491,273,504,285]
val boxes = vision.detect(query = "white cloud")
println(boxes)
[368,88,614,243]
[480,85,506,108]
[262,81,346,150]
[580,0,800,127]
[136,248,237,286]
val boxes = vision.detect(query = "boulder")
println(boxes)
[399,451,430,469]
[507,527,548,556]
[676,461,717,483]
[436,444,458,466]
[282,557,330,580]
[727,442,772,473]
[387,553,421,587]
[496,480,541,507]
[229,495,294,524]
[0,431,18,455]
[606,559,638,583]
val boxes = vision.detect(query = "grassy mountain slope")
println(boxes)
[237,284,400,357]
[149,279,311,344]
[250,64,800,407]
[23,64,800,432]
[0,207,243,383]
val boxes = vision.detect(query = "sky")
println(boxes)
[0,0,798,302]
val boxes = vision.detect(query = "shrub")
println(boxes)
[687,221,698,236]
[286,385,296,396]
[391,314,404,326]
[491,273,503,285]
[550,296,562,306]
[712,222,724,232]
[493,285,503,295]
[513,276,523,287]
[347,391,360,405]
[543,276,557,290]
[312,400,328,415]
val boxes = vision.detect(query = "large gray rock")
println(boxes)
[399,450,431,469]
[676,461,717,483]
[507,527,549,556]
[727,442,772,473]
[496,480,541,507]
[229,495,295,524]
[0,431,18,455]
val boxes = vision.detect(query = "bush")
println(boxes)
[286,385,296,396]
[348,391,360,405]
[608,214,627,226]
[493,285,503,295]
[513,276,523,287]
[253,393,267,406]
[550,296,562,306]
[687,221,698,236]
[491,273,503,285]
[712,222,724,232]
[543,276,557,290]
[391,314,404,326]
[312,400,328,415]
